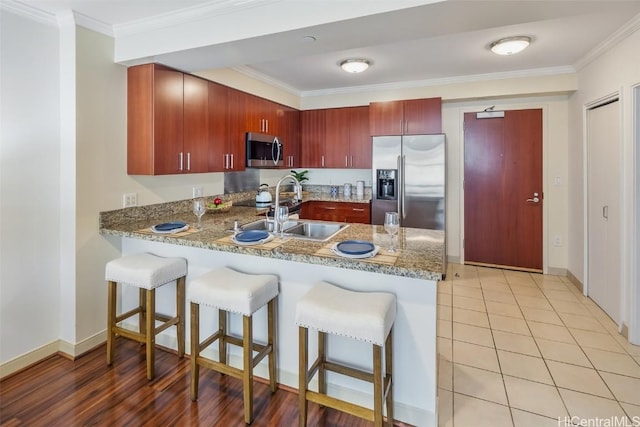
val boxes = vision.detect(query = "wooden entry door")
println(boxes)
[464,109,543,271]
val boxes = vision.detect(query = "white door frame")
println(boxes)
[583,91,624,331]
[632,83,640,344]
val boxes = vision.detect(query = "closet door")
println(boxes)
[587,99,621,323]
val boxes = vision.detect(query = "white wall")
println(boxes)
[0,11,61,365]
[567,27,640,342]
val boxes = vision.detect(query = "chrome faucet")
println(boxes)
[273,174,300,233]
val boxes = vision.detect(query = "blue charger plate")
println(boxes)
[153,221,187,231]
[235,230,270,243]
[336,240,375,255]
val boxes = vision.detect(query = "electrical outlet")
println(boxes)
[553,235,563,247]
[192,186,203,198]
[123,193,137,208]
[554,176,562,186]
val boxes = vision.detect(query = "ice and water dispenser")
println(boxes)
[376,169,397,200]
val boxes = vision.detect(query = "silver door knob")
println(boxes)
[527,192,540,203]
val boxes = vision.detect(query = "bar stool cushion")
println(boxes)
[105,253,187,290]
[295,281,396,346]
[188,267,278,315]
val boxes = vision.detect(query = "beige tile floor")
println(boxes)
[437,264,640,427]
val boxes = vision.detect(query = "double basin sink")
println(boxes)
[240,218,348,242]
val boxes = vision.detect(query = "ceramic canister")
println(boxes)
[356,180,365,196]
[344,183,352,197]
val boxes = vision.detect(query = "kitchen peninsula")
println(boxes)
[99,196,444,426]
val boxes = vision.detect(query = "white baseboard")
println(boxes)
[547,266,567,276]
[1,332,106,379]
[0,341,60,379]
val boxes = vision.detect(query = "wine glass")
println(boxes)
[275,205,289,240]
[193,199,206,230]
[384,212,400,253]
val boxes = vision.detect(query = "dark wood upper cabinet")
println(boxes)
[207,81,230,172]
[300,109,326,168]
[369,97,442,136]
[183,74,209,173]
[128,64,441,176]
[226,87,247,171]
[324,106,370,168]
[281,106,300,168]
[349,106,371,168]
[128,63,209,175]
[324,108,350,168]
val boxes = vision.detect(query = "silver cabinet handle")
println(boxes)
[230,154,234,169]
[345,155,348,167]
[179,152,184,171]
[321,155,325,167]
[352,208,365,212]
[186,152,191,171]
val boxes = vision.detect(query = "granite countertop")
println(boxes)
[99,194,444,281]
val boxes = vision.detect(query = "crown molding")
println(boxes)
[232,65,302,97]
[233,64,576,99]
[298,66,576,98]
[0,1,112,35]
[72,11,113,37]
[574,12,640,71]
[0,0,57,26]
[113,0,279,37]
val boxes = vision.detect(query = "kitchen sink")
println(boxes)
[283,221,348,241]
[240,218,298,232]
[239,219,348,241]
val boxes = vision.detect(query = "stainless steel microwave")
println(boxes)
[245,132,283,168]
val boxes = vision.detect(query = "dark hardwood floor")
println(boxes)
[1,339,410,426]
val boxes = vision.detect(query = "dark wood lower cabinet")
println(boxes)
[300,201,371,224]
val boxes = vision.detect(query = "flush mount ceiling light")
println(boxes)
[490,36,531,55]
[340,59,370,73]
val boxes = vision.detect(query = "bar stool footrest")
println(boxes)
[306,390,375,422]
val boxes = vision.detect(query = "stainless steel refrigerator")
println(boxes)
[371,134,446,230]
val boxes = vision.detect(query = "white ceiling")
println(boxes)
[8,0,640,95]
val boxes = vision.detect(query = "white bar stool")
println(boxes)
[296,281,396,427]
[104,252,187,380]
[189,267,279,424]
